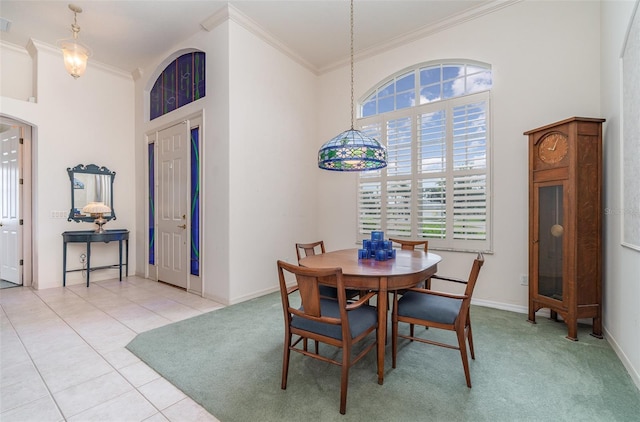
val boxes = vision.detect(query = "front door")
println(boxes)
[0,122,23,286]
[157,122,189,288]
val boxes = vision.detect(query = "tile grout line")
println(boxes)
[34,281,172,419]
[6,285,161,420]
[0,289,74,419]
[1,278,224,421]
[53,278,217,419]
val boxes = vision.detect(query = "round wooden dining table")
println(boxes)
[299,248,441,385]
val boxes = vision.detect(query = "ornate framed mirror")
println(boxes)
[67,164,116,223]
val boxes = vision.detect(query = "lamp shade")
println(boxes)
[318,129,387,171]
[61,40,89,79]
[82,202,111,215]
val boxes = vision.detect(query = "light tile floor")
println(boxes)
[0,276,225,421]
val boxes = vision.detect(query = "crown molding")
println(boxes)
[199,0,521,76]
[319,0,523,74]
[24,38,133,80]
[200,3,318,75]
[0,39,30,56]
[132,68,144,81]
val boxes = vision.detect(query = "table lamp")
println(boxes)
[82,202,111,233]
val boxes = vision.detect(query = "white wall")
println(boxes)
[134,21,232,302]
[0,41,136,289]
[227,20,318,303]
[0,42,33,102]
[600,0,640,389]
[317,0,603,312]
[133,13,318,305]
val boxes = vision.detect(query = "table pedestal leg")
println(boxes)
[377,277,388,385]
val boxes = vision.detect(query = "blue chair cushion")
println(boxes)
[397,291,462,325]
[292,298,377,340]
[319,285,339,298]
[319,285,360,300]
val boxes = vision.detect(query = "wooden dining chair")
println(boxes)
[389,238,429,251]
[389,238,430,288]
[391,253,484,388]
[277,260,378,415]
[296,241,359,300]
[295,240,326,261]
[387,237,431,297]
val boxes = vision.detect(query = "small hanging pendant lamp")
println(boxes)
[318,0,387,172]
[59,4,92,79]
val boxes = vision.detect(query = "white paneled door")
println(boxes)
[0,123,21,284]
[157,122,188,288]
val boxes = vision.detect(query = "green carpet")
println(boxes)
[126,292,640,421]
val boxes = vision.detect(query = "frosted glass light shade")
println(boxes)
[61,41,89,79]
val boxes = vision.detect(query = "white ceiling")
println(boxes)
[0,0,508,75]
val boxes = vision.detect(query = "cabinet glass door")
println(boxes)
[537,185,564,301]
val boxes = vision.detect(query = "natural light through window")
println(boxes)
[357,61,492,252]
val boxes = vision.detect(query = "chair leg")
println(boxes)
[456,328,472,388]
[423,279,431,331]
[467,322,475,360]
[281,334,291,390]
[340,347,351,414]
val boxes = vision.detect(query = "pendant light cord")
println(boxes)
[350,0,355,130]
[317,0,386,171]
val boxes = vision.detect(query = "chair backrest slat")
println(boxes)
[296,273,323,317]
[277,260,346,324]
[296,241,326,262]
[389,238,429,252]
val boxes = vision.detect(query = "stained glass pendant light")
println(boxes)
[318,0,387,171]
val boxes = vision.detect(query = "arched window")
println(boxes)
[150,52,205,120]
[357,61,492,252]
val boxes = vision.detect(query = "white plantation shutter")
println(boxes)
[450,100,488,247]
[418,177,446,239]
[452,102,487,171]
[386,179,412,236]
[386,117,412,177]
[453,174,487,240]
[358,181,382,233]
[358,123,383,234]
[418,110,446,174]
[417,110,447,240]
[385,117,413,236]
[356,60,492,252]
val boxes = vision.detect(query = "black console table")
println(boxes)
[62,229,129,287]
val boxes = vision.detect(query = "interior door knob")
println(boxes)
[178,224,186,229]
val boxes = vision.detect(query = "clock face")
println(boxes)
[538,133,568,164]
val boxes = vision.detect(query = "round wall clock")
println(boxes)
[538,133,568,164]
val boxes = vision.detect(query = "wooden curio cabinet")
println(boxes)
[524,117,605,341]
